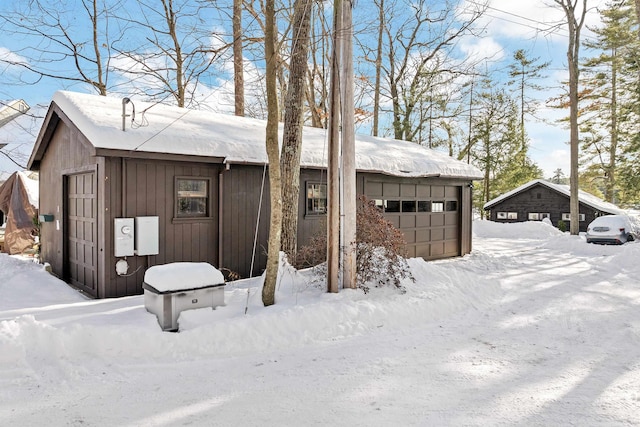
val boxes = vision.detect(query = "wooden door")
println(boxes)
[65,172,98,296]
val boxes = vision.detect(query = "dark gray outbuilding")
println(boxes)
[28,91,483,298]
[483,179,623,232]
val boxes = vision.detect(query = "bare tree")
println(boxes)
[372,0,386,137]
[0,0,115,95]
[305,5,331,128]
[553,0,588,235]
[233,0,245,116]
[262,0,282,306]
[364,0,487,142]
[113,0,228,107]
[280,0,313,257]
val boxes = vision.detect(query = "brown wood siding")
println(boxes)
[487,183,599,232]
[219,167,365,278]
[102,158,221,298]
[219,165,271,278]
[297,169,328,251]
[37,118,98,291]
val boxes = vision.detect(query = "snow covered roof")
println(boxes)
[32,91,482,180]
[0,99,29,128]
[483,179,624,214]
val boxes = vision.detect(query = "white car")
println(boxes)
[585,215,636,245]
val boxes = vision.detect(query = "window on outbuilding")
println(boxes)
[432,202,444,212]
[528,212,550,221]
[176,177,210,218]
[306,182,327,215]
[562,213,585,221]
[497,212,518,219]
[418,201,430,212]
[402,200,416,212]
[385,200,401,213]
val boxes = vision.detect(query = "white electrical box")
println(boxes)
[114,218,135,257]
[135,216,159,256]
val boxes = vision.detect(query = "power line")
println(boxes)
[466,0,571,38]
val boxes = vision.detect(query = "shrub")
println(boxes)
[557,219,567,232]
[293,195,413,292]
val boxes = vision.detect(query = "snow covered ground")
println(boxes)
[1,220,639,426]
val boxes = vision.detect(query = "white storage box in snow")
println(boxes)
[143,262,225,331]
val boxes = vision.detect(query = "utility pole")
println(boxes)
[327,0,343,293]
[341,0,356,289]
[327,0,356,292]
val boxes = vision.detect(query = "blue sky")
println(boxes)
[0,0,607,179]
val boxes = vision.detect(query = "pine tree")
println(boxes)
[581,0,640,205]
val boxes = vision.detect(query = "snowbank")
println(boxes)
[473,219,564,239]
[1,220,640,426]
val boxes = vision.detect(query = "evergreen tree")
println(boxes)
[469,79,527,216]
[581,0,640,205]
[507,49,550,156]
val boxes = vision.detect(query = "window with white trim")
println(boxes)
[528,212,550,221]
[497,212,518,219]
[306,182,327,215]
[562,213,585,221]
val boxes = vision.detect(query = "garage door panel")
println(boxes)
[367,182,383,197]
[445,213,457,226]
[405,245,416,258]
[416,229,429,242]
[416,244,430,259]
[432,186,445,198]
[401,184,416,197]
[403,230,416,243]
[383,183,400,197]
[431,228,444,241]
[445,227,458,240]
[417,185,430,198]
[400,215,416,228]
[445,186,458,197]
[431,214,445,227]
[417,216,430,227]
[444,240,458,255]
[430,243,444,256]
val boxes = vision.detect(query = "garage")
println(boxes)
[365,179,461,260]
[29,91,481,298]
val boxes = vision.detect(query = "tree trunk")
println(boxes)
[608,46,618,203]
[233,0,245,116]
[262,0,281,307]
[280,0,313,258]
[372,0,384,137]
[161,0,185,107]
[555,0,587,235]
